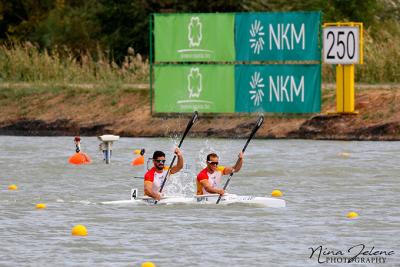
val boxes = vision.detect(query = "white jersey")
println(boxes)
[196,166,225,195]
[144,167,169,193]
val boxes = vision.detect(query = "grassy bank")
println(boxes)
[0,84,399,140]
[0,43,149,85]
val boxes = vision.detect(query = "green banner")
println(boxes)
[235,64,321,113]
[155,65,235,113]
[154,14,235,62]
[235,12,321,61]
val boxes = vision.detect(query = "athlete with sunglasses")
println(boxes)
[144,148,183,200]
[196,152,243,196]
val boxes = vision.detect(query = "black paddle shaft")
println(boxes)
[155,111,199,204]
[216,115,264,204]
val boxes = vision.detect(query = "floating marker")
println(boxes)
[71,225,88,236]
[36,203,47,209]
[338,152,350,157]
[68,153,91,165]
[347,211,359,219]
[8,184,18,190]
[271,189,283,197]
[141,262,156,267]
[134,149,141,155]
[131,155,145,166]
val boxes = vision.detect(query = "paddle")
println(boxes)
[216,114,264,204]
[155,111,199,204]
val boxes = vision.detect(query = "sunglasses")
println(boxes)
[155,159,166,164]
[207,161,219,166]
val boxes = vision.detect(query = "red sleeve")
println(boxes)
[197,169,208,182]
[144,169,154,182]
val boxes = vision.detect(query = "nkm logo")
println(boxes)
[249,20,265,55]
[249,71,265,106]
[248,70,305,106]
[249,19,306,54]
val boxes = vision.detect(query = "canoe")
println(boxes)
[101,193,286,208]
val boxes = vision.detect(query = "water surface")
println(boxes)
[1,137,399,266]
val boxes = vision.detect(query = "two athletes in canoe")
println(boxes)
[143,148,243,200]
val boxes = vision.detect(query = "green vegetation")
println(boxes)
[0,0,399,84]
[0,42,148,84]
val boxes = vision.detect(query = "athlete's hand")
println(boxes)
[174,147,182,157]
[217,189,225,195]
[155,193,161,201]
[238,151,244,159]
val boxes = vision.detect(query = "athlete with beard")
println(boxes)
[144,148,183,200]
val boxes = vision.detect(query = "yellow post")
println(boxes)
[336,64,355,114]
[336,65,344,113]
[324,22,363,115]
[343,64,355,113]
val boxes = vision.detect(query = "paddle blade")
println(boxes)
[68,153,91,165]
[192,111,199,124]
[131,155,145,166]
[256,114,264,128]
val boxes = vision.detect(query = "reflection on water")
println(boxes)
[1,136,400,267]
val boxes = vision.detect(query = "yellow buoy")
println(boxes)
[347,211,359,219]
[8,184,18,190]
[134,149,141,155]
[271,189,283,197]
[71,225,88,236]
[141,262,156,267]
[339,152,350,157]
[36,203,47,209]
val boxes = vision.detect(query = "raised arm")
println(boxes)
[223,152,244,175]
[170,147,183,174]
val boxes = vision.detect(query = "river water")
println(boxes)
[0,136,399,267]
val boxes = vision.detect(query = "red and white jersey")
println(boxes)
[196,166,225,195]
[144,167,169,194]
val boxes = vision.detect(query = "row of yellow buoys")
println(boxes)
[270,189,359,219]
[7,185,359,220]
[70,225,156,266]
[6,184,157,266]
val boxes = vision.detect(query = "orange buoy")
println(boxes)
[131,155,144,166]
[69,153,91,165]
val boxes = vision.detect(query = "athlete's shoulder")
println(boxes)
[144,167,156,181]
[217,166,225,172]
[197,167,208,181]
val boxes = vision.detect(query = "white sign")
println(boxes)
[323,26,360,64]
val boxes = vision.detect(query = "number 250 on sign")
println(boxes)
[323,26,360,64]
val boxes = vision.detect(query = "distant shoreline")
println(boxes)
[0,84,399,141]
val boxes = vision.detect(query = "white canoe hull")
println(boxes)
[101,194,285,208]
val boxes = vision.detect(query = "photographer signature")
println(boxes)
[309,244,395,263]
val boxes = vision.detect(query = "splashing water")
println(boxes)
[164,140,221,196]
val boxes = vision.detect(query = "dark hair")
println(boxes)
[206,153,218,161]
[152,151,165,159]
